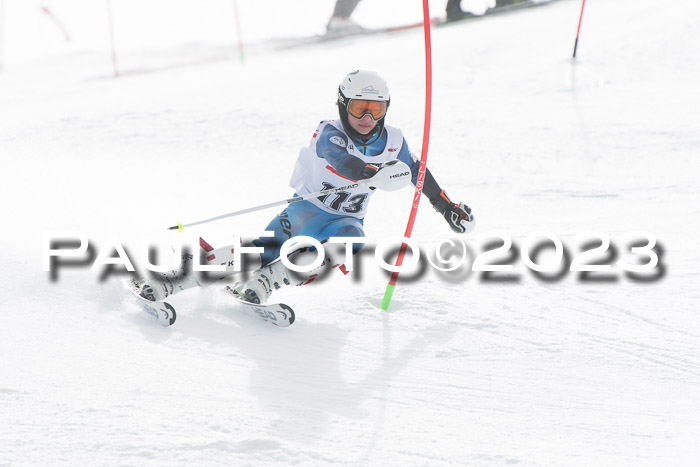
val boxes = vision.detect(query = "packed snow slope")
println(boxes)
[1,0,700,465]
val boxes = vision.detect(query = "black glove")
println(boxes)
[360,160,402,180]
[358,163,382,180]
[432,190,475,234]
[344,156,383,181]
[443,202,474,233]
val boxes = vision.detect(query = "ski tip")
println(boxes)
[164,302,177,326]
[280,303,295,325]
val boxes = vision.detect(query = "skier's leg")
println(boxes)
[332,0,361,18]
[445,0,464,21]
[131,252,201,301]
[234,215,365,304]
[200,200,325,277]
[239,200,339,269]
[327,0,364,34]
[315,216,365,254]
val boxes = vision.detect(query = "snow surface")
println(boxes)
[2,0,700,465]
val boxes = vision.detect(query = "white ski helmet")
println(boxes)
[337,69,391,141]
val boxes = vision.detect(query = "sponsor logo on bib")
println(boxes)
[330,136,346,148]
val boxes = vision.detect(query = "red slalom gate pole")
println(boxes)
[0,0,6,72]
[380,0,433,310]
[232,0,245,64]
[572,0,587,58]
[106,0,119,77]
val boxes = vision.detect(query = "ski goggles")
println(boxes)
[346,99,388,120]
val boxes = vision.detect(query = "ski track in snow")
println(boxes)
[2,0,700,465]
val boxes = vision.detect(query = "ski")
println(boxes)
[126,279,177,327]
[224,286,295,327]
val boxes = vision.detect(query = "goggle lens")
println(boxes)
[347,99,387,120]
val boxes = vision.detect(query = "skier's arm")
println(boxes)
[316,125,376,180]
[397,140,476,234]
[396,140,445,207]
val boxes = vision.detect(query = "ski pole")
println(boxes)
[41,5,71,42]
[572,0,586,59]
[169,179,372,232]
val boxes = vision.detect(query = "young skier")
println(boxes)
[133,70,474,305]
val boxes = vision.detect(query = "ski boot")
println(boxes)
[232,260,291,305]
